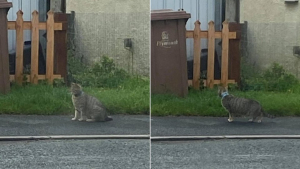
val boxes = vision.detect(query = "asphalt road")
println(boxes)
[151,116,300,136]
[151,139,300,169]
[0,139,150,169]
[0,115,149,136]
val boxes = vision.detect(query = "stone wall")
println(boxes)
[66,0,150,76]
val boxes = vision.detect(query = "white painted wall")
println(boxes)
[151,0,216,60]
[7,0,39,53]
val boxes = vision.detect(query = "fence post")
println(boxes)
[0,0,12,94]
[221,20,229,87]
[46,10,55,84]
[192,20,201,90]
[228,22,241,86]
[31,10,39,84]
[207,21,215,88]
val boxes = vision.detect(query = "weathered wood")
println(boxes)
[207,21,215,88]
[8,21,67,30]
[192,20,201,90]
[186,31,237,39]
[221,20,229,87]
[30,10,39,84]
[229,22,241,86]
[188,79,236,87]
[54,13,68,80]
[15,10,24,85]
[10,74,62,82]
[0,1,12,94]
[46,10,55,84]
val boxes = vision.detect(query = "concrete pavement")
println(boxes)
[0,115,149,136]
[151,116,300,136]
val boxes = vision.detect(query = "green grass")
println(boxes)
[0,78,149,115]
[151,87,300,117]
[85,77,149,114]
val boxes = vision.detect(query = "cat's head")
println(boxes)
[218,85,228,97]
[70,83,82,95]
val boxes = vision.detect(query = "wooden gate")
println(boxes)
[7,10,67,85]
[187,20,241,89]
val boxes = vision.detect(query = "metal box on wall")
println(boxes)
[151,9,191,97]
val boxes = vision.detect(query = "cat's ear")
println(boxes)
[71,82,75,85]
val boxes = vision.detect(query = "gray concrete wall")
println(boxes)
[51,0,63,12]
[66,0,150,76]
[240,0,300,78]
[225,0,238,22]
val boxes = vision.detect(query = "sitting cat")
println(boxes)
[218,86,274,123]
[70,83,113,122]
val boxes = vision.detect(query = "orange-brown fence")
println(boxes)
[186,20,239,89]
[7,10,67,85]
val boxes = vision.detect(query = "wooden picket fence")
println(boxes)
[7,10,66,85]
[186,20,238,89]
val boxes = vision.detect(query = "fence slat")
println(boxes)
[221,20,229,87]
[8,21,66,30]
[188,80,236,87]
[186,31,237,39]
[207,21,215,88]
[30,10,39,84]
[46,10,55,84]
[15,10,24,85]
[192,20,201,90]
[10,74,62,82]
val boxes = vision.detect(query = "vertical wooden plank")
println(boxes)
[15,10,24,85]
[229,22,242,86]
[221,20,229,87]
[192,20,201,89]
[207,21,215,88]
[46,10,54,84]
[54,12,67,81]
[30,10,39,84]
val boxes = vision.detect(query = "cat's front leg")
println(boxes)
[78,111,87,121]
[228,113,234,122]
[72,109,79,120]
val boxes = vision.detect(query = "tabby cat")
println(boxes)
[70,83,113,122]
[218,86,274,123]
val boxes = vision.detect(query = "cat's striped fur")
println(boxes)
[71,83,113,122]
[218,86,275,123]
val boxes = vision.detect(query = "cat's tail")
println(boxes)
[105,116,113,121]
[262,110,275,118]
